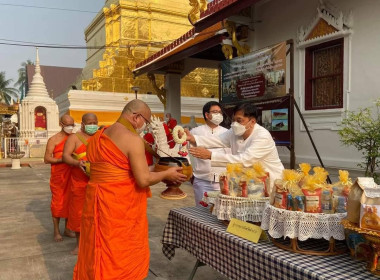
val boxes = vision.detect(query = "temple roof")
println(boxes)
[134,21,226,76]
[134,0,263,76]
[26,65,82,99]
[195,0,262,32]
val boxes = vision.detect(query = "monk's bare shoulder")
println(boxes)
[120,129,143,146]
[104,123,143,156]
[66,133,79,142]
[48,132,64,146]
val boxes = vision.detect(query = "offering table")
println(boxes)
[162,207,378,280]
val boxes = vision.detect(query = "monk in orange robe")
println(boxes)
[74,100,187,280]
[44,115,76,242]
[63,113,98,254]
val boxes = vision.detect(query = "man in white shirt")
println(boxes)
[190,101,229,206]
[187,103,284,194]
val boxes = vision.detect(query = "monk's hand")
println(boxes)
[189,147,211,160]
[78,160,87,173]
[166,167,187,184]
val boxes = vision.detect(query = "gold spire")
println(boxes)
[81,0,218,100]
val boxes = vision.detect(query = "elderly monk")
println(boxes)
[44,115,76,242]
[63,113,98,255]
[74,100,187,280]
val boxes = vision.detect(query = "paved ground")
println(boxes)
[0,158,365,280]
[0,160,228,280]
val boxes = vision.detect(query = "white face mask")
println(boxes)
[136,121,147,135]
[231,122,247,136]
[63,126,74,134]
[210,113,223,125]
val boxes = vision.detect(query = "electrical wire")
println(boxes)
[0,28,226,49]
[0,2,98,14]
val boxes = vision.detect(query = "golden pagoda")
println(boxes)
[80,0,218,100]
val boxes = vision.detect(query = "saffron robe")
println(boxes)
[73,128,151,280]
[50,136,71,218]
[67,140,90,232]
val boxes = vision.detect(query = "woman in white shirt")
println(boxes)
[187,103,284,194]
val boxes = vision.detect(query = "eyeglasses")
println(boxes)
[133,113,151,127]
[61,123,75,127]
[209,110,222,114]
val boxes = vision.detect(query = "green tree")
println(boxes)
[0,72,19,104]
[338,99,380,182]
[14,60,34,100]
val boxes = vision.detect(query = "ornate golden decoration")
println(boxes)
[188,0,200,25]
[147,73,167,108]
[224,21,250,56]
[187,0,206,25]
[222,44,234,60]
[81,0,219,99]
[200,0,207,13]
[306,19,338,41]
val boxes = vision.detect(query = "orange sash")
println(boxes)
[73,128,150,280]
[50,136,71,218]
[67,138,90,232]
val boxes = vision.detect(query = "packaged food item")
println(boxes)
[333,195,347,213]
[228,177,239,197]
[361,205,380,232]
[247,179,264,199]
[332,186,342,196]
[270,179,282,205]
[287,194,294,210]
[321,190,333,214]
[219,174,229,195]
[226,163,243,197]
[239,179,248,198]
[347,177,377,223]
[282,169,302,197]
[295,195,305,211]
[360,186,380,232]
[302,188,322,213]
[332,170,352,197]
[252,163,270,196]
[274,190,288,209]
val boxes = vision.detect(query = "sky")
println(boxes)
[0,0,105,87]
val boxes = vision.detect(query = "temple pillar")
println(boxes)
[164,73,182,123]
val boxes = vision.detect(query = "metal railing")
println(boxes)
[1,137,29,158]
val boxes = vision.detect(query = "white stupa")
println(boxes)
[19,48,60,140]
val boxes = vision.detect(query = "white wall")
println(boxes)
[252,0,380,169]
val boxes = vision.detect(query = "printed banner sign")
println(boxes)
[224,96,292,146]
[221,41,287,104]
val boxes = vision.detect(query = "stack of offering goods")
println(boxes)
[272,165,352,214]
[219,163,269,198]
[345,177,380,231]
[342,178,380,274]
[262,164,352,255]
[212,162,270,223]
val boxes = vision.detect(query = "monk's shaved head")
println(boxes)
[121,99,151,123]
[122,99,150,115]
[82,113,98,123]
[60,115,74,125]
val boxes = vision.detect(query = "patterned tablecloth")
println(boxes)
[162,207,378,280]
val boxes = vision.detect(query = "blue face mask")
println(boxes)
[84,124,98,135]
